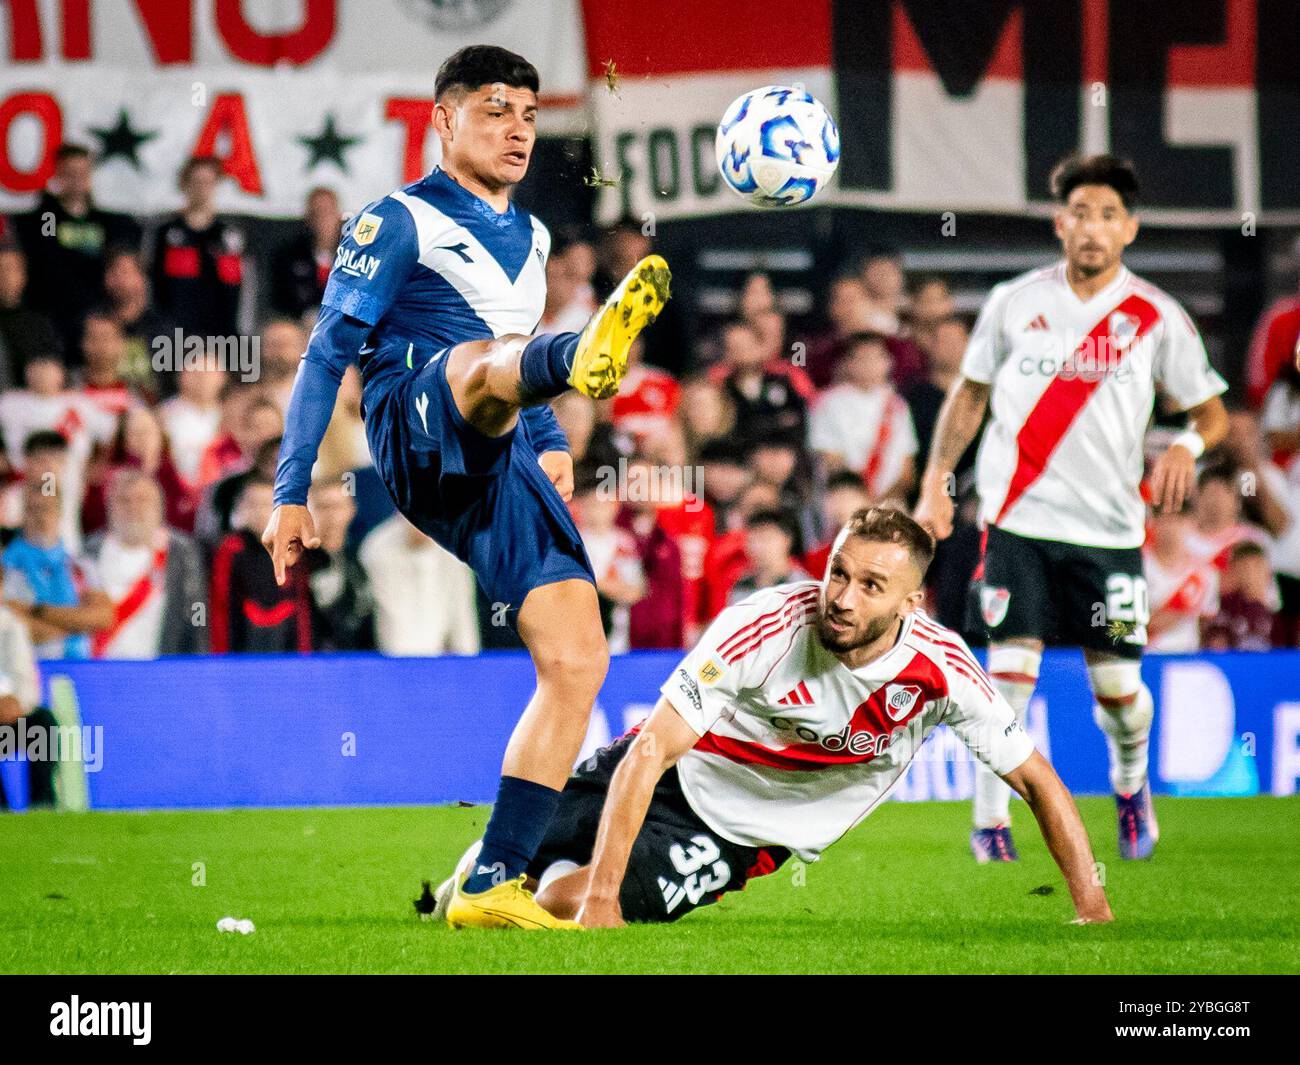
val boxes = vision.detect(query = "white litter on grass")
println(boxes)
[216,916,255,934]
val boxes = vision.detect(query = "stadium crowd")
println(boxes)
[0,143,1297,676]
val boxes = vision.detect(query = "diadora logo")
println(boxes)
[436,242,474,264]
[414,392,429,434]
[334,247,381,280]
[884,683,923,721]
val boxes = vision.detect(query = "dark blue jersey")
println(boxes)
[274,167,564,506]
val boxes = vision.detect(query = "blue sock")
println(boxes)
[462,775,562,894]
[518,332,579,400]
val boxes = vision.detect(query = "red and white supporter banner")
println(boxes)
[582,0,1300,226]
[0,0,588,217]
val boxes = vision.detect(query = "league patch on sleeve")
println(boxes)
[353,212,383,246]
[698,658,725,686]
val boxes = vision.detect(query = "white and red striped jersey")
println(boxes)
[963,262,1226,548]
[1143,550,1218,653]
[660,582,1034,861]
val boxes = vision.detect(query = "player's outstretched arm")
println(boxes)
[578,697,700,928]
[1002,751,1114,923]
[913,377,989,540]
[264,307,368,584]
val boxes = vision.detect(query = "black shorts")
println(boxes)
[968,525,1148,659]
[528,734,790,924]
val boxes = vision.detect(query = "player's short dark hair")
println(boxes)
[745,507,798,545]
[1197,463,1237,490]
[1050,153,1140,210]
[826,470,869,494]
[435,45,539,100]
[23,429,69,456]
[55,143,92,164]
[843,506,935,577]
[179,155,222,184]
[1228,540,1266,564]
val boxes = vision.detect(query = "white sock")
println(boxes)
[974,645,1040,829]
[1092,683,1154,795]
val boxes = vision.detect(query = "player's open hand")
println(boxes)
[577,894,625,929]
[539,450,574,502]
[261,503,321,586]
[913,475,956,541]
[1149,443,1197,514]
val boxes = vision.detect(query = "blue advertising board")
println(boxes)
[1,650,1297,810]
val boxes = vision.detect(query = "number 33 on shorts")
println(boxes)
[658,835,731,914]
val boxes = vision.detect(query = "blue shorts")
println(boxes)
[362,338,594,628]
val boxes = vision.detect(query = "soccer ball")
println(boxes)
[716,85,840,207]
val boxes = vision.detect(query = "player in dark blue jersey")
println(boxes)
[262,46,670,930]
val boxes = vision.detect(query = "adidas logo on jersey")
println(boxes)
[777,681,814,706]
[1023,313,1050,331]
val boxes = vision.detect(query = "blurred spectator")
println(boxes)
[1144,504,1219,653]
[0,354,115,544]
[359,514,478,655]
[209,477,311,653]
[150,156,245,339]
[315,365,372,483]
[697,439,751,531]
[610,337,680,445]
[158,365,225,489]
[617,455,686,648]
[2,481,112,659]
[573,471,644,653]
[594,219,685,374]
[750,308,816,401]
[0,431,80,551]
[678,374,733,458]
[809,332,918,501]
[1186,465,1271,568]
[195,436,281,551]
[1244,254,1300,407]
[14,143,140,352]
[551,390,624,473]
[908,276,956,333]
[305,478,375,652]
[738,271,776,320]
[83,406,197,536]
[1267,456,1300,647]
[196,391,283,490]
[270,187,342,318]
[860,252,907,321]
[74,311,140,419]
[700,479,783,621]
[82,469,207,658]
[103,247,171,395]
[709,318,806,451]
[801,273,875,389]
[1203,541,1277,651]
[906,315,979,491]
[802,470,871,580]
[748,438,819,548]
[0,564,53,808]
[259,318,307,415]
[728,509,811,604]
[1260,361,1300,466]
[1220,410,1291,541]
[538,234,597,334]
[0,246,60,391]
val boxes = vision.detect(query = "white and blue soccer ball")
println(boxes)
[715,85,840,207]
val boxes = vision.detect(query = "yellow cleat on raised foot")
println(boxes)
[567,254,671,400]
[445,873,582,931]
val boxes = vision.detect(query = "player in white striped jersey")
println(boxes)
[449,507,1110,928]
[914,154,1229,863]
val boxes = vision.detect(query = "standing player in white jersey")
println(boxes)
[424,508,1113,927]
[913,155,1229,863]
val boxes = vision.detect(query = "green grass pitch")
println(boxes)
[2,796,1296,974]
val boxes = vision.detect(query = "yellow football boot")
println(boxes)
[567,254,671,399]
[445,873,582,931]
